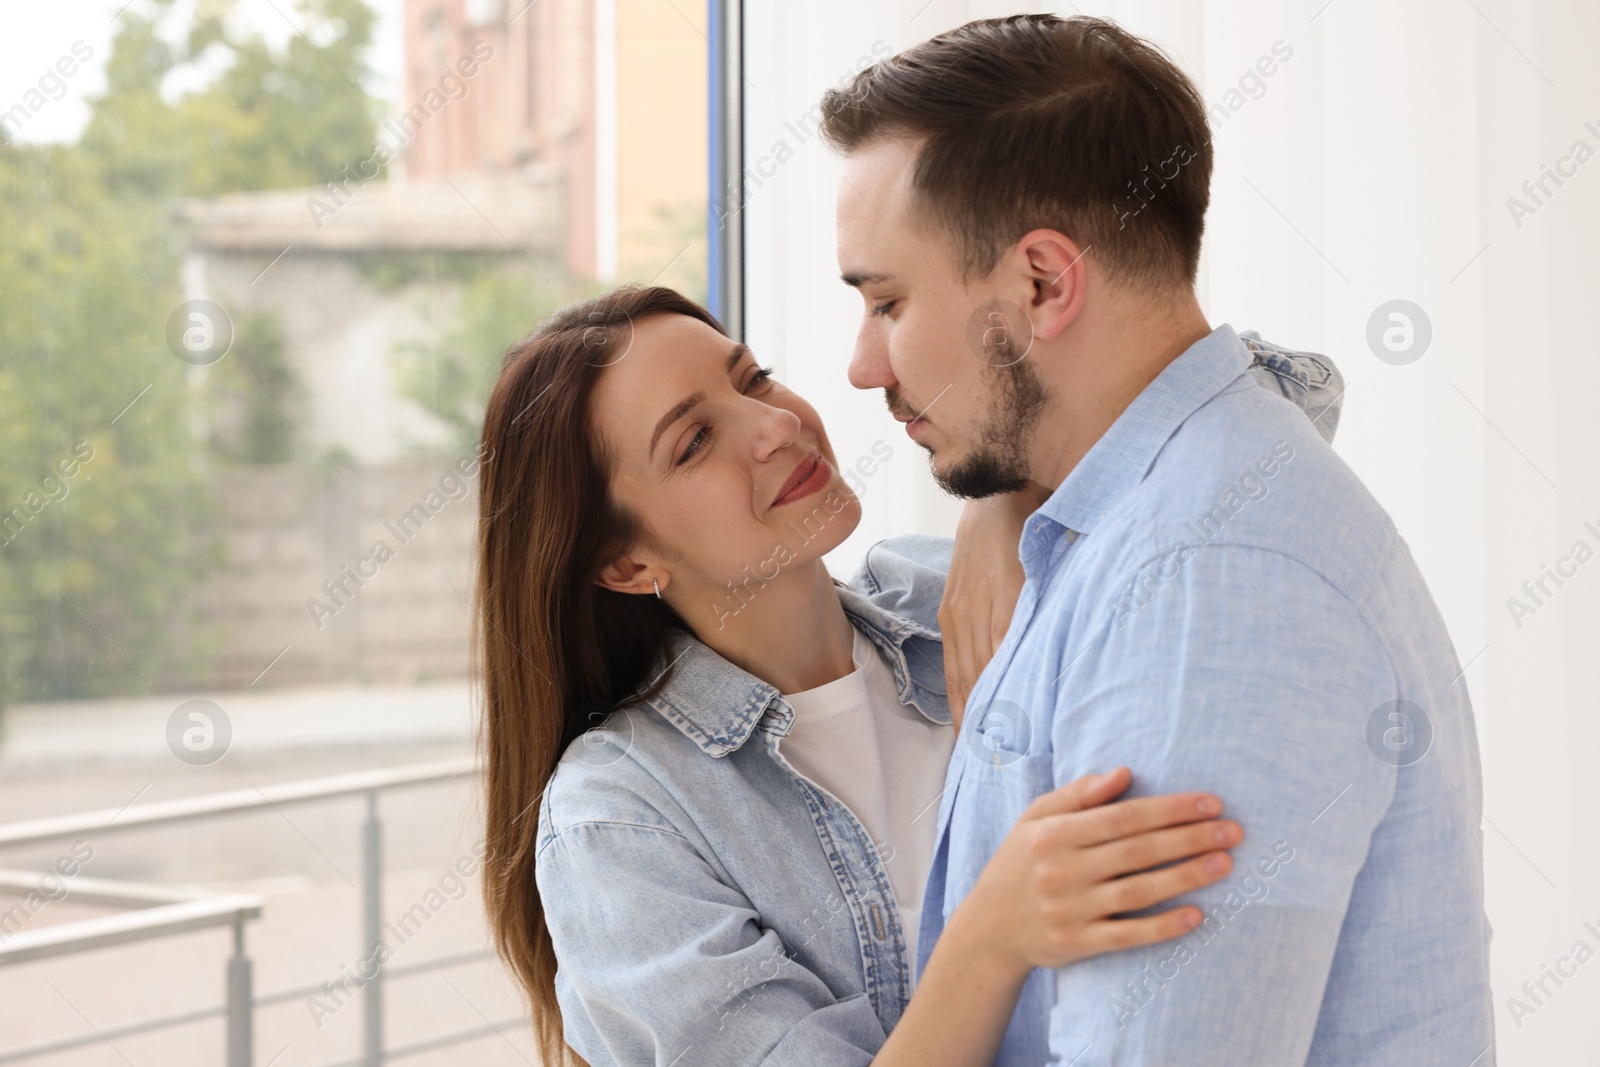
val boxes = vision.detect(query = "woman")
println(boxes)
[475,286,1337,1066]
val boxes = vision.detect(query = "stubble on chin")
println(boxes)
[929,344,1047,499]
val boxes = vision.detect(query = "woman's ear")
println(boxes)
[594,556,660,597]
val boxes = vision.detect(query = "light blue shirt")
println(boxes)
[920,324,1494,1066]
[534,334,1353,1065]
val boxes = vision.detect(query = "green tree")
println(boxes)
[81,0,384,199]
[0,144,208,701]
[205,313,300,465]
[0,0,385,706]
[393,264,598,456]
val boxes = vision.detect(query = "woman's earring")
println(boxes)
[653,579,662,599]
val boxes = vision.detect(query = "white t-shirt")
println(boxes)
[779,625,956,977]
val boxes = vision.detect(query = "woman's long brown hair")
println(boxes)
[475,286,722,1065]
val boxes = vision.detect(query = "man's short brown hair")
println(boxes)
[820,14,1212,290]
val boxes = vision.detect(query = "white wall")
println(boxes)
[743,1,1600,1062]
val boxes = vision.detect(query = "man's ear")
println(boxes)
[1014,228,1088,343]
[594,556,660,597]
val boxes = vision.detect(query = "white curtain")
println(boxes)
[742,1,1600,1062]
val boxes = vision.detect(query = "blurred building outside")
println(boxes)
[1,2,708,1063]
[165,0,708,692]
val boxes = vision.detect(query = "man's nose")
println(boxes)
[848,324,894,392]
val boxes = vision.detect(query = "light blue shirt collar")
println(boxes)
[1037,323,1252,536]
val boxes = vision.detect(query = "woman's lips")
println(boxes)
[772,453,830,508]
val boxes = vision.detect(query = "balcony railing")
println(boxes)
[0,758,525,1066]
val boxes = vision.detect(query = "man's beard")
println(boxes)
[929,338,1049,499]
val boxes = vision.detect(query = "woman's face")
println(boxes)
[590,312,862,620]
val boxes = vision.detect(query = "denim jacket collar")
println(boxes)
[641,582,947,759]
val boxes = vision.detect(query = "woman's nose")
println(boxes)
[749,404,802,461]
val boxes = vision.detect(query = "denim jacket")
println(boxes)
[534,338,1344,1067]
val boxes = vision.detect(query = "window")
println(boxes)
[0,1,706,1062]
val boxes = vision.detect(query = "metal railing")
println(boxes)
[0,757,527,1066]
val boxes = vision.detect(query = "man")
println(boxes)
[821,14,1493,1066]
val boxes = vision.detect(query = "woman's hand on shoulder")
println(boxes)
[948,768,1241,974]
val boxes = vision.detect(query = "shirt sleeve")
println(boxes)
[537,819,886,1067]
[1047,543,1398,1065]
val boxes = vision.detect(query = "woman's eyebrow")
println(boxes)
[647,343,753,459]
